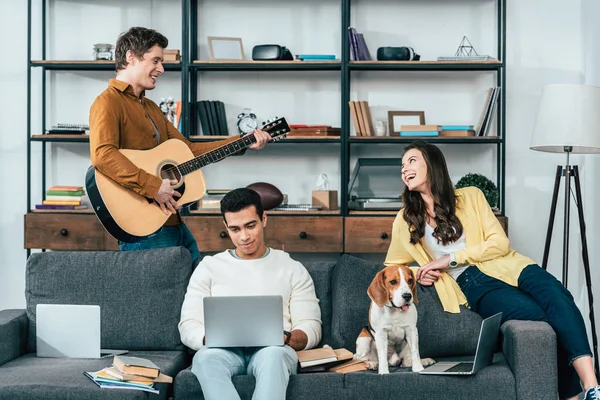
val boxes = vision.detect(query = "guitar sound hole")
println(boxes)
[160,164,182,184]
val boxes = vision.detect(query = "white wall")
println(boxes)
[2,0,599,333]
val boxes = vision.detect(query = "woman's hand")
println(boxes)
[416,255,451,282]
[418,270,443,286]
[248,129,272,150]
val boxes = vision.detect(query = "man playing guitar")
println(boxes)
[89,26,271,265]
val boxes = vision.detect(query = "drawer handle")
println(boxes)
[380,232,388,239]
[219,231,228,239]
[60,229,68,236]
[299,231,308,239]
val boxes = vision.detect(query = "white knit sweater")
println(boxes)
[178,249,322,351]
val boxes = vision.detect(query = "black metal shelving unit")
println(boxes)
[26,0,506,252]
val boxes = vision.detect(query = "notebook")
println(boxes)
[36,304,128,358]
[419,312,502,375]
[203,295,284,348]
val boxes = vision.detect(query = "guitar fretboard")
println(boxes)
[178,134,258,176]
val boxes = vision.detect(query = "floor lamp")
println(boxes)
[530,84,600,378]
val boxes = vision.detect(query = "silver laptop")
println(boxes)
[36,304,127,358]
[203,295,284,348]
[419,312,502,375]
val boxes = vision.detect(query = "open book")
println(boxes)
[296,347,354,370]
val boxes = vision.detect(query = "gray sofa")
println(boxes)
[0,249,558,400]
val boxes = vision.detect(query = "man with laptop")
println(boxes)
[178,188,322,400]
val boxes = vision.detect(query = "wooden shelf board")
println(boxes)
[350,60,501,65]
[32,60,180,65]
[348,210,399,216]
[351,135,500,140]
[193,60,339,64]
[189,210,341,216]
[30,209,93,214]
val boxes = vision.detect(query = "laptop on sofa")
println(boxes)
[36,304,127,358]
[419,312,502,375]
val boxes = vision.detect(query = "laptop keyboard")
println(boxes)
[445,362,474,373]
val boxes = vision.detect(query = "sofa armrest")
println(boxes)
[501,320,557,400]
[0,309,28,367]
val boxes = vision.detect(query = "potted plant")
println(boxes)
[455,173,499,209]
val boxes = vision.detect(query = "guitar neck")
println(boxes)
[178,133,259,176]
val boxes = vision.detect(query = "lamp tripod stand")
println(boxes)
[541,147,599,378]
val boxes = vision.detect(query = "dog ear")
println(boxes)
[408,268,418,305]
[367,269,389,307]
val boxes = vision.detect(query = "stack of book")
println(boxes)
[399,125,441,137]
[164,49,180,62]
[196,189,231,210]
[85,355,172,394]
[296,347,367,374]
[197,100,228,135]
[349,101,374,136]
[348,27,372,61]
[475,86,501,136]
[36,186,88,211]
[46,123,89,135]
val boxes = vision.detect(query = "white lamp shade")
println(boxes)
[530,84,600,154]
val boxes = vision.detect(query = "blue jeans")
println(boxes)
[118,223,201,267]
[456,264,592,399]
[191,346,298,400]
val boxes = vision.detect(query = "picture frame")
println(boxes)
[207,36,245,60]
[388,111,426,136]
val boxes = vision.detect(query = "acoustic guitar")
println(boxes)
[85,117,290,243]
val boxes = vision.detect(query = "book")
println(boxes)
[297,347,338,368]
[113,355,160,378]
[84,370,159,394]
[440,125,473,131]
[400,124,441,132]
[296,347,354,369]
[47,186,83,192]
[103,366,173,384]
[329,359,368,374]
[399,131,440,137]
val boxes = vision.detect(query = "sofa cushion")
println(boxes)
[174,366,346,400]
[303,261,336,347]
[330,254,482,358]
[343,353,515,400]
[0,350,189,400]
[25,247,192,352]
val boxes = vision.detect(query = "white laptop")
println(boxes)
[419,312,502,375]
[203,295,284,348]
[36,304,127,358]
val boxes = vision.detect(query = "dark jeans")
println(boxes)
[118,223,201,267]
[456,264,592,399]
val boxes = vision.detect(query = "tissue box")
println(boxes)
[312,190,338,210]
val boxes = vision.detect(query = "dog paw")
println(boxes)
[400,357,413,368]
[366,361,378,370]
[388,353,401,366]
[378,367,390,375]
[412,364,424,373]
[421,358,436,366]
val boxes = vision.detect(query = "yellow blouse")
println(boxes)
[384,186,536,313]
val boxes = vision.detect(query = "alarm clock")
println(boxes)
[237,109,258,134]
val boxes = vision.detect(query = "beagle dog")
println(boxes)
[354,264,435,374]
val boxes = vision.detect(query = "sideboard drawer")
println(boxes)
[266,217,343,253]
[24,213,106,250]
[344,217,395,253]
[183,216,232,253]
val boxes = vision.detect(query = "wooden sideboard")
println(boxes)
[25,213,508,254]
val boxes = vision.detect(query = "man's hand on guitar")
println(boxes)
[248,129,272,150]
[154,179,181,215]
